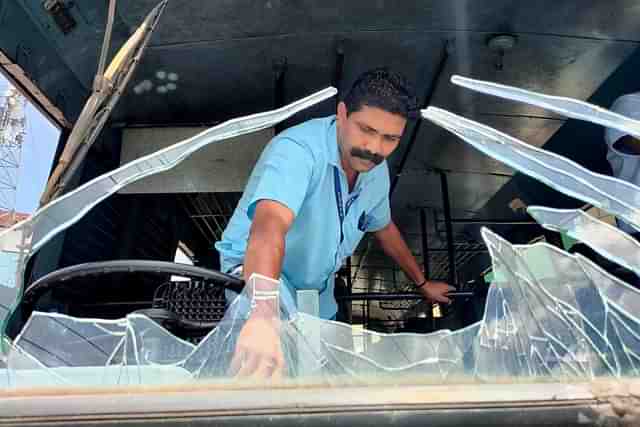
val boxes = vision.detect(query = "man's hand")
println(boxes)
[374,223,455,304]
[418,281,456,304]
[229,273,286,380]
[230,314,285,380]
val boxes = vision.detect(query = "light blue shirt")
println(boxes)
[215,115,391,319]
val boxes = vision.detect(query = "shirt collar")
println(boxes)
[327,116,342,168]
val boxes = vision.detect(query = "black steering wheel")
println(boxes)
[12,260,245,339]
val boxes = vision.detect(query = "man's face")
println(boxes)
[336,102,406,173]
[613,135,640,155]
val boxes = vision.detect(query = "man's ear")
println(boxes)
[337,101,348,124]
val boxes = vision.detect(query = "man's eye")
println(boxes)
[360,125,376,134]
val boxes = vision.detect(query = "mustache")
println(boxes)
[351,148,384,165]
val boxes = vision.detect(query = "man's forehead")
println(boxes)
[354,120,403,138]
[351,106,405,136]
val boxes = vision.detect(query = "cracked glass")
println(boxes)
[3,75,640,389]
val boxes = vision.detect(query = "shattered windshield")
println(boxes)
[2,77,640,391]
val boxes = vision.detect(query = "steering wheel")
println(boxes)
[12,260,244,339]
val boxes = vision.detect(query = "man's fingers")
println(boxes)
[272,349,286,378]
[271,364,284,381]
[236,352,259,377]
[229,350,243,375]
[446,285,457,292]
[251,358,275,380]
[247,351,286,381]
[274,346,285,366]
[435,295,451,304]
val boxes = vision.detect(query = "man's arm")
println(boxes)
[373,221,454,304]
[228,136,314,380]
[230,199,294,380]
[240,137,314,281]
[243,199,294,282]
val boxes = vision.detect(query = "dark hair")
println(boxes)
[342,68,418,119]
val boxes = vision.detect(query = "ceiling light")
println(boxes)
[486,34,518,71]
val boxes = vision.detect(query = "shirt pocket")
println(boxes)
[341,209,367,258]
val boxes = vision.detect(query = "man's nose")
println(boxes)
[363,134,382,154]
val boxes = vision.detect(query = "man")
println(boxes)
[605,91,640,238]
[570,92,640,286]
[215,68,454,378]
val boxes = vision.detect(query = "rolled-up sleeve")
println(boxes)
[366,195,391,232]
[247,137,315,220]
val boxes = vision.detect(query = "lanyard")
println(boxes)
[333,167,358,243]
